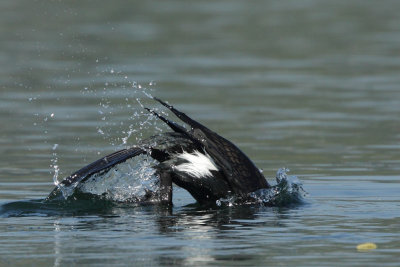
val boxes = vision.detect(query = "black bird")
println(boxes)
[48,98,271,205]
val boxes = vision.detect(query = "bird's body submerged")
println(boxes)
[48,98,271,205]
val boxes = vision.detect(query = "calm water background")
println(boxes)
[1,0,400,266]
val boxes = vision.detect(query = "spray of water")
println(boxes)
[50,72,166,201]
[216,168,307,207]
[76,154,159,202]
[51,144,59,186]
[48,72,306,205]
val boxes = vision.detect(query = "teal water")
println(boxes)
[1,0,400,266]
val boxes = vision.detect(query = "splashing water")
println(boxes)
[48,153,160,203]
[52,164,59,187]
[48,78,306,206]
[50,143,71,199]
[75,154,159,202]
[216,168,307,207]
[49,77,166,201]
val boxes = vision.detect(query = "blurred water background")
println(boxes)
[1,0,399,266]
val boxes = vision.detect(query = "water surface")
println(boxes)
[1,0,400,266]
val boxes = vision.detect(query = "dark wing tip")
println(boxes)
[153,97,171,108]
[145,107,164,122]
[145,105,188,134]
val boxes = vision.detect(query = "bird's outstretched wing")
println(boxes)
[60,147,145,187]
[47,147,146,201]
[47,132,198,203]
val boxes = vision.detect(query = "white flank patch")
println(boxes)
[175,150,218,178]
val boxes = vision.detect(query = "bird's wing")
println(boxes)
[60,147,145,187]
[47,132,196,203]
[153,97,269,194]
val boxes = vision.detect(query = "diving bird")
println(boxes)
[48,98,271,205]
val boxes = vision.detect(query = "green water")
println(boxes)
[1,0,399,266]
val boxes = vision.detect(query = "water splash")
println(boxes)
[50,143,72,200]
[52,164,59,187]
[47,76,307,207]
[216,168,307,207]
[86,73,163,147]
[58,154,160,202]
[49,75,167,202]
[50,144,59,186]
